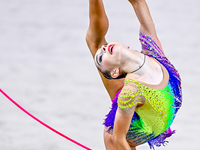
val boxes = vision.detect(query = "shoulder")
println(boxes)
[118,79,145,110]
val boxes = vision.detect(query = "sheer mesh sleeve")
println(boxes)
[139,31,165,57]
[117,80,145,111]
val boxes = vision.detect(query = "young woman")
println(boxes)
[86,0,182,150]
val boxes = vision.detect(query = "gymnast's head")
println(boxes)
[94,42,130,79]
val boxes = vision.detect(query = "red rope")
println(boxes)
[0,89,92,150]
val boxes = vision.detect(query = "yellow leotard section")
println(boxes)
[117,78,175,138]
[118,80,144,110]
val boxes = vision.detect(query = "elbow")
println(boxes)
[112,136,127,149]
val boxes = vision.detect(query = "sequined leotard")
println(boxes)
[103,32,182,149]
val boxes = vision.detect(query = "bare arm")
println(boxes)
[86,0,124,100]
[129,0,164,53]
[86,0,109,57]
[111,83,144,150]
[112,108,135,150]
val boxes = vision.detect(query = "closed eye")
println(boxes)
[99,55,102,63]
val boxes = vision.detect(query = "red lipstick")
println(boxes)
[108,44,114,54]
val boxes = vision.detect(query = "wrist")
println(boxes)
[129,0,145,5]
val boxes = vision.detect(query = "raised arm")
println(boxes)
[86,0,124,100]
[129,0,164,53]
[86,0,109,57]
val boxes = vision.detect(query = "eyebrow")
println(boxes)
[96,54,101,66]
[104,44,108,46]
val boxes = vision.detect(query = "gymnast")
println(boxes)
[86,0,182,149]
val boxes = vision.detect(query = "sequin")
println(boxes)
[103,32,182,149]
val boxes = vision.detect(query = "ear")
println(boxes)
[111,68,120,78]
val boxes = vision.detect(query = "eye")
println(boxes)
[99,55,102,63]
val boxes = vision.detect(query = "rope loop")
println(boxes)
[0,89,91,150]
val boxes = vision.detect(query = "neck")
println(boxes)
[130,54,146,73]
[120,50,146,76]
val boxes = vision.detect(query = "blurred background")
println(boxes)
[0,0,199,150]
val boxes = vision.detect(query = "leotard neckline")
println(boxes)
[127,58,169,90]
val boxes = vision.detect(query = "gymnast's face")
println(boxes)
[94,42,130,72]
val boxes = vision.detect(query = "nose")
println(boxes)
[102,45,107,52]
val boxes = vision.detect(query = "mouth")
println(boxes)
[108,44,115,54]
